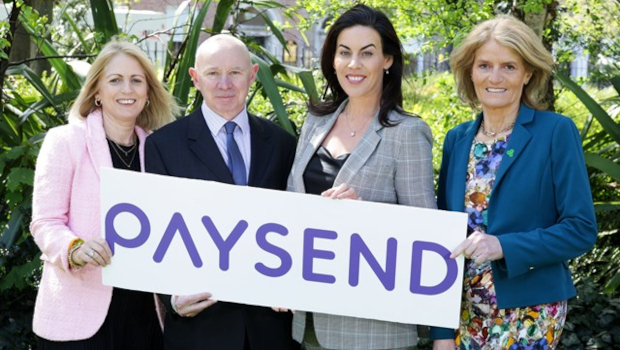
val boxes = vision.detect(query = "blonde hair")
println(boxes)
[69,37,180,130]
[450,15,554,110]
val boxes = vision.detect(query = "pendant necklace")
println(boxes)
[107,138,138,169]
[344,110,372,137]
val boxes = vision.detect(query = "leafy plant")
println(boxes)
[558,278,620,349]
[556,71,620,294]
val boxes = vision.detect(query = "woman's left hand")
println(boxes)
[450,230,503,264]
[75,237,113,267]
[321,183,360,200]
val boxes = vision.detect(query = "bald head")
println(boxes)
[189,34,259,120]
[195,35,252,71]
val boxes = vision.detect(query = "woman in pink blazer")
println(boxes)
[31,38,179,349]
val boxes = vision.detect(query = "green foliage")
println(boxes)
[402,72,474,175]
[556,72,620,299]
[558,278,620,349]
[1,0,619,348]
[295,0,620,70]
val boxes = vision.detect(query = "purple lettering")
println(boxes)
[349,234,397,291]
[255,223,292,277]
[302,228,337,284]
[153,212,203,267]
[202,216,248,271]
[105,203,150,255]
[410,241,457,295]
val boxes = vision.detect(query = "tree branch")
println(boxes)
[7,54,96,68]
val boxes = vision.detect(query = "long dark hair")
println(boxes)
[310,4,409,126]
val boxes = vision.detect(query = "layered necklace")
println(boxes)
[107,136,138,169]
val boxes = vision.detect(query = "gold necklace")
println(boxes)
[480,119,515,137]
[107,137,137,157]
[107,138,138,168]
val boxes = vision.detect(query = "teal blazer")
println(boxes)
[431,104,598,339]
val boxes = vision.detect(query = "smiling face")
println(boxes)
[471,39,532,115]
[333,25,393,103]
[189,36,259,120]
[95,53,148,125]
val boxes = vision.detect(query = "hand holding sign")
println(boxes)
[101,169,467,328]
[321,183,359,200]
[172,293,217,317]
[450,230,504,264]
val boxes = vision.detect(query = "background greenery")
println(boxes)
[1,0,618,349]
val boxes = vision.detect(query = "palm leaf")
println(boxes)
[584,153,620,182]
[62,11,88,53]
[257,12,287,51]
[89,0,118,43]
[0,203,26,249]
[610,75,620,95]
[173,0,213,107]
[164,0,192,71]
[213,0,235,34]
[556,72,620,146]
[283,64,319,103]
[19,16,82,91]
[594,201,620,213]
[274,78,306,93]
[6,64,60,113]
[251,53,294,134]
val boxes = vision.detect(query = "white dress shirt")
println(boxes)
[201,103,251,182]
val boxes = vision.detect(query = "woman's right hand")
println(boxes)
[321,183,360,200]
[71,237,112,267]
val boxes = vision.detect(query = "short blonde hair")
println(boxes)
[450,15,554,110]
[69,37,180,130]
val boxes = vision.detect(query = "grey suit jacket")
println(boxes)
[287,101,437,349]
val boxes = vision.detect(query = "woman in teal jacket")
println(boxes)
[431,16,598,350]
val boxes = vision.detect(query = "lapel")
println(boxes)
[186,109,234,183]
[84,109,113,180]
[247,113,273,186]
[491,104,534,197]
[292,102,345,192]
[333,112,382,186]
[449,116,481,213]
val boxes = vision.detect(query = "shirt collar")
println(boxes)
[201,103,250,136]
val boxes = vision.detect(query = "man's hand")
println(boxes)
[172,293,217,317]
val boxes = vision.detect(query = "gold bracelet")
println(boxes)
[68,239,85,270]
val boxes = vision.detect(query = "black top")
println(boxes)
[303,146,349,195]
[107,138,140,172]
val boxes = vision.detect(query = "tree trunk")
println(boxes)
[508,0,559,111]
[8,0,53,76]
[0,1,23,115]
[30,0,53,75]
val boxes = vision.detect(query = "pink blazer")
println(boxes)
[30,109,159,341]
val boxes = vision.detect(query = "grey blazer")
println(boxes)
[287,101,437,349]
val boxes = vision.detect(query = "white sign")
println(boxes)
[101,168,466,328]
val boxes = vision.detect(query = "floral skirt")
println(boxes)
[456,260,567,350]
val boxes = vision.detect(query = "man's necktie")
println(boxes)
[224,121,247,186]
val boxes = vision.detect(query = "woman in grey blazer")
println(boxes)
[285,4,436,350]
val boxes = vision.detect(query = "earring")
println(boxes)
[385,69,389,75]
[94,98,101,107]
[146,100,150,107]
